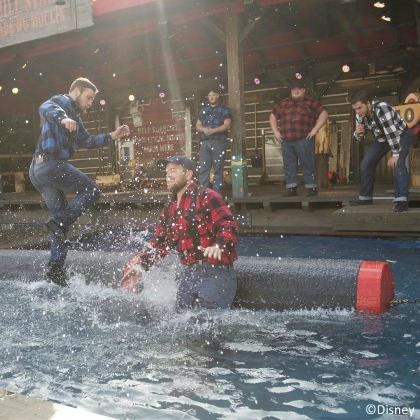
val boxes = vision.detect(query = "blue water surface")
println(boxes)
[0,234,419,419]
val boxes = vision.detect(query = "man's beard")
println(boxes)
[76,95,87,113]
[168,179,188,195]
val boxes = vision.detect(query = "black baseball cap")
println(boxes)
[157,155,195,172]
[290,79,306,89]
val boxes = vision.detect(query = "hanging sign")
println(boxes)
[0,0,93,48]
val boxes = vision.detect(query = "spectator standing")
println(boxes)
[196,87,232,196]
[269,79,328,197]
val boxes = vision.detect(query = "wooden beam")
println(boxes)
[226,10,248,198]
[200,17,226,43]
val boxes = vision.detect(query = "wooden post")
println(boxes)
[226,10,248,198]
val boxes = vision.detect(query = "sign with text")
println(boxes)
[0,0,93,48]
[130,98,186,160]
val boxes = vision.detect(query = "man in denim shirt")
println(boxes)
[196,87,232,196]
[29,78,130,286]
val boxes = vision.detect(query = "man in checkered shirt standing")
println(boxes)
[350,89,414,212]
[269,79,328,197]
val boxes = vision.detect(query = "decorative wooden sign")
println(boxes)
[395,103,420,129]
[130,98,186,159]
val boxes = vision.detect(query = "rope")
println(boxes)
[390,298,420,306]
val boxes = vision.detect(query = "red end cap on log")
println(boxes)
[356,261,395,313]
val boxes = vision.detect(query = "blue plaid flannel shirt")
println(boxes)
[198,103,232,141]
[36,94,112,160]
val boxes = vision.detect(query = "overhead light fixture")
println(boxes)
[381,14,391,22]
[128,94,135,102]
[12,87,19,94]
[342,64,350,73]
[55,0,66,5]
[374,2,385,8]
[295,72,303,80]
[253,77,261,85]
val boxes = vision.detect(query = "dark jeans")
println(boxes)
[176,262,237,309]
[199,138,227,195]
[29,159,102,265]
[358,129,414,202]
[280,137,316,188]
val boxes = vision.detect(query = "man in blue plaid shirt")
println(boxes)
[29,78,130,285]
[350,90,414,212]
[196,87,232,196]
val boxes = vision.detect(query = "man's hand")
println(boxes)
[121,266,142,293]
[387,155,399,168]
[61,118,77,132]
[199,245,223,261]
[273,131,283,142]
[203,127,213,136]
[111,124,130,141]
[307,128,317,139]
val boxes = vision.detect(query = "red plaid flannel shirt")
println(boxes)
[271,96,325,141]
[132,182,239,270]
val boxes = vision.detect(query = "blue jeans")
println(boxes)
[280,137,316,188]
[176,262,237,309]
[199,139,227,194]
[359,129,413,202]
[29,159,102,265]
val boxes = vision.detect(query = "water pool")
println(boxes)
[0,235,419,419]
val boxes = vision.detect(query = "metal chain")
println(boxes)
[390,298,420,306]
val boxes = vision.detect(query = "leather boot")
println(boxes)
[46,263,69,287]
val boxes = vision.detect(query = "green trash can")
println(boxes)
[231,154,248,198]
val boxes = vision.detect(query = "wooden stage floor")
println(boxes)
[1,183,420,246]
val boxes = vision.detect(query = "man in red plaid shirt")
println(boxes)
[269,79,328,197]
[121,155,239,309]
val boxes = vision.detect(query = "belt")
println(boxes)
[33,154,55,164]
[33,154,47,165]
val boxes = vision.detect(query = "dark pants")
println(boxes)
[199,138,227,195]
[280,137,317,188]
[29,159,102,265]
[358,129,414,202]
[176,262,237,309]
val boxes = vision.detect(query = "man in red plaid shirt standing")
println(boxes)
[269,79,328,197]
[121,156,239,309]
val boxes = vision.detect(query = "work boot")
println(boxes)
[282,187,297,197]
[306,187,318,197]
[45,220,67,240]
[393,201,408,212]
[46,263,69,287]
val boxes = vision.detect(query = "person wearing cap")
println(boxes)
[269,79,328,197]
[121,155,239,309]
[196,87,232,196]
[349,89,414,212]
